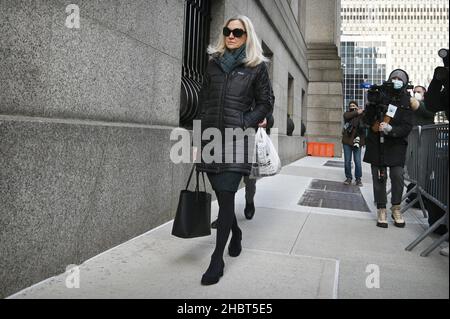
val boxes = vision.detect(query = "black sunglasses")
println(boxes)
[223,27,247,38]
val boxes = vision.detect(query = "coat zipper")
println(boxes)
[214,73,229,173]
[219,73,229,132]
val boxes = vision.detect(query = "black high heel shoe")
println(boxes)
[201,258,225,286]
[228,231,242,257]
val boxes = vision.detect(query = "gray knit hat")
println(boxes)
[388,69,409,84]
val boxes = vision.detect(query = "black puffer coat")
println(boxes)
[363,92,414,167]
[195,56,274,175]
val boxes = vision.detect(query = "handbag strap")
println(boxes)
[194,170,206,200]
[201,172,206,191]
[185,164,196,190]
[195,170,207,192]
[186,165,207,192]
[195,170,199,192]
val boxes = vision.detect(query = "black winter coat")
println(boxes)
[363,92,414,167]
[413,101,435,126]
[196,56,274,175]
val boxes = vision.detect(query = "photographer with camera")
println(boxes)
[342,101,365,186]
[363,69,414,229]
[423,49,449,257]
[424,49,449,119]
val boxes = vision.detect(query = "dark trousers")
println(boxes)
[371,165,404,209]
[244,176,256,203]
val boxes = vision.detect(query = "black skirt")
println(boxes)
[207,172,243,193]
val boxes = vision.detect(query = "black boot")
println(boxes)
[211,219,218,229]
[244,202,255,220]
[228,233,242,257]
[228,216,242,257]
[201,191,235,285]
[201,256,224,285]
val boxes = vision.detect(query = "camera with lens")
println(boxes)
[367,82,392,107]
[366,81,413,133]
[353,136,361,148]
[367,81,413,107]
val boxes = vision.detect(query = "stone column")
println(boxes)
[304,0,343,157]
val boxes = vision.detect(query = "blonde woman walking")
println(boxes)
[195,15,274,285]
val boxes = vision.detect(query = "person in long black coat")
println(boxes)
[363,69,414,229]
[195,15,274,285]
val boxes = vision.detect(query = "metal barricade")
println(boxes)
[421,125,449,207]
[404,124,449,256]
[404,126,421,184]
[401,126,428,218]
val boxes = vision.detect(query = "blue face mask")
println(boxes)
[392,79,404,90]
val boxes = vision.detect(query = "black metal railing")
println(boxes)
[403,124,449,256]
[180,0,211,128]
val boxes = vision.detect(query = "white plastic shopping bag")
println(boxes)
[250,128,282,178]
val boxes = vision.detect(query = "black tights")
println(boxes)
[211,191,241,260]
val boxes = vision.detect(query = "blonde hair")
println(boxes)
[207,15,269,68]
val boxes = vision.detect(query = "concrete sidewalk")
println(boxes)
[8,157,449,299]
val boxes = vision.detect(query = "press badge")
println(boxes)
[386,104,398,118]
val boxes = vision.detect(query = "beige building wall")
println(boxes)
[341,0,449,87]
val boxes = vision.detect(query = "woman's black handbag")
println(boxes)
[171,165,211,238]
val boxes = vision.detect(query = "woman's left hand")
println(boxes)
[258,118,267,128]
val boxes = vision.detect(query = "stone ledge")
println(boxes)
[0,118,189,298]
[0,116,306,298]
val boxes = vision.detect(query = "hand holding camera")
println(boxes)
[371,115,393,133]
[379,122,393,134]
[353,136,360,148]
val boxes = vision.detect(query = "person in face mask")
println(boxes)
[413,85,426,101]
[363,69,414,229]
[410,85,436,126]
[342,101,365,186]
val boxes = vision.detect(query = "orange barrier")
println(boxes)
[307,142,335,157]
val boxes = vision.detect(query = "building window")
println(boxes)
[287,74,295,136]
[301,89,306,136]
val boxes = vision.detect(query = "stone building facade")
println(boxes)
[0,0,341,297]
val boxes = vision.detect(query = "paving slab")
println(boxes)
[10,236,338,299]
[291,213,449,299]
[7,155,448,299]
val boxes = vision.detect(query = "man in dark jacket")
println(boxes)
[363,69,414,229]
[242,110,274,219]
[342,101,365,186]
[410,85,435,126]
